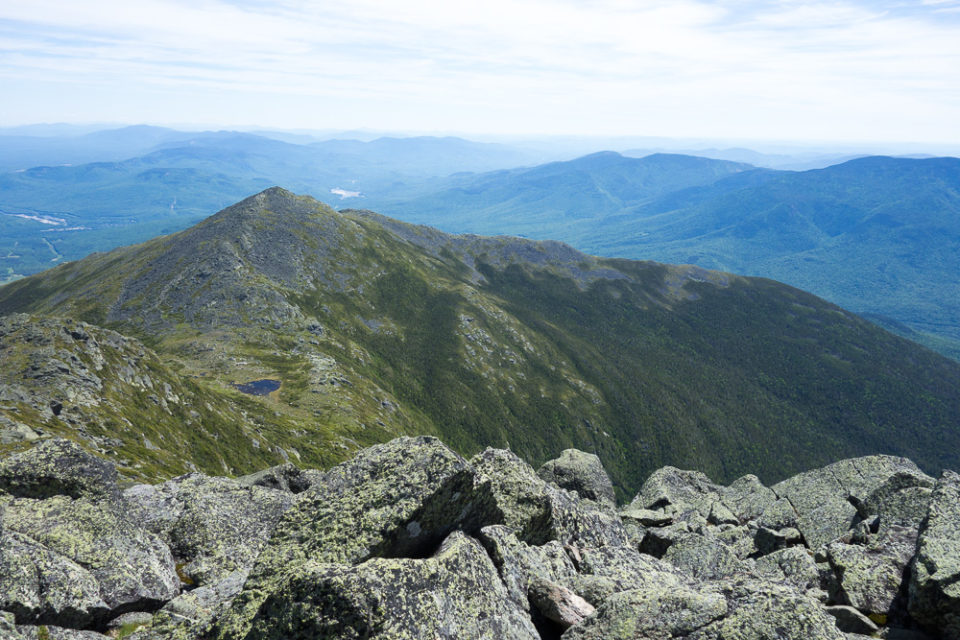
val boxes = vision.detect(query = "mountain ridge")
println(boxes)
[3,188,960,496]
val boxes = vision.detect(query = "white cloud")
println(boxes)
[0,0,958,142]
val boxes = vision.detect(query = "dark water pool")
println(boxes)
[232,379,281,396]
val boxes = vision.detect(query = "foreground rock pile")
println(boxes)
[1,437,958,639]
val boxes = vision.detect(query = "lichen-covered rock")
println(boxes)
[123,473,295,585]
[477,525,577,612]
[528,576,595,629]
[1,611,28,639]
[753,546,822,597]
[211,436,499,640]
[537,449,616,506]
[773,456,927,551]
[16,626,111,639]
[715,524,759,560]
[662,533,746,581]
[619,506,671,527]
[755,497,800,531]
[637,521,692,557]
[0,530,108,626]
[472,448,628,548]
[575,544,687,595]
[693,579,846,640]
[561,583,727,639]
[1,495,179,614]
[565,574,844,640]
[909,470,960,639]
[0,439,119,502]
[857,471,935,533]
[827,524,916,617]
[238,531,539,640]
[128,570,248,640]
[723,474,778,523]
[236,463,312,494]
[629,466,723,518]
[825,605,881,635]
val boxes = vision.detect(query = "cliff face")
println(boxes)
[1,436,958,640]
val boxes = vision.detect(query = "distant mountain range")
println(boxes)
[3,188,960,496]
[377,153,960,359]
[0,129,547,281]
[3,129,959,360]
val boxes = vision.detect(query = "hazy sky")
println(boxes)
[1,0,959,143]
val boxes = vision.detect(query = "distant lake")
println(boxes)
[232,379,281,396]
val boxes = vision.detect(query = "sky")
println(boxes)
[1,0,959,144]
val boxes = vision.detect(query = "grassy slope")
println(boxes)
[2,189,960,497]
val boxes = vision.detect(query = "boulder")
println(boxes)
[528,576,595,629]
[637,521,691,557]
[477,525,577,612]
[0,530,108,627]
[1,495,180,616]
[772,456,927,551]
[857,472,934,533]
[619,506,671,527]
[628,466,722,518]
[123,473,295,585]
[753,546,822,597]
[0,439,119,502]
[723,474,778,522]
[662,533,746,580]
[472,448,628,548]
[715,524,760,559]
[537,449,616,506]
[909,470,960,639]
[238,532,540,640]
[827,524,916,618]
[16,627,111,639]
[0,612,27,639]
[575,544,687,595]
[695,579,846,640]
[127,570,248,640]
[561,583,727,639]
[825,605,881,635]
[210,436,499,640]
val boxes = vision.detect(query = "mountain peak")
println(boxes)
[3,190,960,494]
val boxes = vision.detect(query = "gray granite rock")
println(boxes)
[237,531,539,640]
[528,575,595,629]
[909,470,960,639]
[210,436,500,640]
[825,605,881,635]
[662,533,746,581]
[1,495,179,619]
[123,473,295,586]
[0,530,108,627]
[773,456,927,551]
[472,448,628,549]
[562,582,726,639]
[0,439,119,503]
[827,524,916,617]
[477,525,577,612]
[538,449,616,506]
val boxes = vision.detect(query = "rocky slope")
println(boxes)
[3,188,960,495]
[0,314,343,481]
[1,436,958,639]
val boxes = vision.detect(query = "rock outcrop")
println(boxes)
[0,437,956,639]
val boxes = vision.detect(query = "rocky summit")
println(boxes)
[1,436,959,640]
